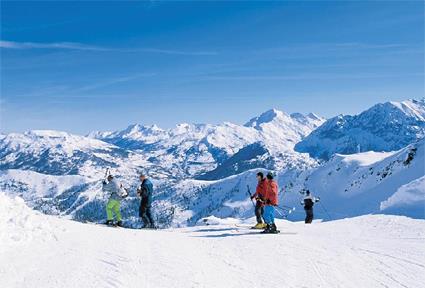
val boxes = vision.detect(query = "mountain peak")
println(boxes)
[26,130,71,138]
[307,112,321,120]
[244,108,286,127]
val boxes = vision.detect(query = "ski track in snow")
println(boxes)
[1,201,425,288]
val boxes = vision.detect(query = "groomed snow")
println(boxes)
[1,194,424,288]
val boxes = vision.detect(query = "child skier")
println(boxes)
[102,174,125,227]
[301,190,320,224]
[261,172,279,234]
[250,172,267,229]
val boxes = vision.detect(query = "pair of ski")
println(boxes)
[105,221,124,228]
[103,222,160,231]
[234,224,281,234]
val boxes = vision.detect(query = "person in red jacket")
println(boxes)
[250,172,267,229]
[262,172,279,234]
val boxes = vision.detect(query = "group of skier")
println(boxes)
[250,171,321,232]
[101,168,321,231]
[102,172,155,229]
[250,172,280,233]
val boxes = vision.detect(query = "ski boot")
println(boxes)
[148,223,157,230]
[105,220,114,226]
[269,223,280,234]
[251,223,267,229]
[116,221,123,227]
[261,223,280,234]
[261,224,271,234]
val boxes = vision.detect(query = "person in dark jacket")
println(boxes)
[137,173,155,228]
[301,190,320,224]
[250,172,267,229]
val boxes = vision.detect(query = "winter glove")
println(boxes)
[250,195,255,200]
[256,197,264,203]
[266,199,271,205]
[121,188,129,199]
[102,180,107,185]
[316,197,320,202]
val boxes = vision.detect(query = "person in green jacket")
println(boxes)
[102,174,124,226]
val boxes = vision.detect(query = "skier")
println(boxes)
[250,172,267,229]
[261,172,279,234]
[301,190,320,224]
[102,174,124,227]
[137,172,155,229]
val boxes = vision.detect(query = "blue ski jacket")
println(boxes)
[140,178,153,207]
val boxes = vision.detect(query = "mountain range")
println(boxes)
[295,99,425,159]
[0,99,424,226]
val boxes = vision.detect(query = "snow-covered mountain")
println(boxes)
[295,99,425,159]
[1,108,324,181]
[153,138,424,226]
[0,130,150,179]
[0,108,325,226]
[1,100,424,228]
[90,109,325,178]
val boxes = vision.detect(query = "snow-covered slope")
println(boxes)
[295,99,425,159]
[2,137,421,228]
[0,169,154,224]
[1,194,424,288]
[380,176,425,216]
[161,138,424,225]
[286,138,425,219]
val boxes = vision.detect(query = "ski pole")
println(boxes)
[273,206,288,218]
[246,185,256,209]
[275,205,295,214]
[104,168,110,180]
[318,201,332,221]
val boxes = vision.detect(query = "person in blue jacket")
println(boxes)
[137,172,155,228]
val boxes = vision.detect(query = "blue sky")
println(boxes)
[1,1,423,134]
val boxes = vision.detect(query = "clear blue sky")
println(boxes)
[1,1,423,134]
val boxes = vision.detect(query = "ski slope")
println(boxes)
[1,195,424,288]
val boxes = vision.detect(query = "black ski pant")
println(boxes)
[255,201,264,224]
[305,208,314,224]
[139,200,155,227]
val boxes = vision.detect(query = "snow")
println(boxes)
[280,139,425,219]
[340,150,396,166]
[0,194,56,252]
[295,99,425,159]
[0,169,87,198]
[380,176,425,211]
[1,193,424,288]
[87,108,325,177]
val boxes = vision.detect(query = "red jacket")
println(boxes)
[264,179,279,206]
[252,179,266,200]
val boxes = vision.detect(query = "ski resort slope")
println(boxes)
[1,195,424,288]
